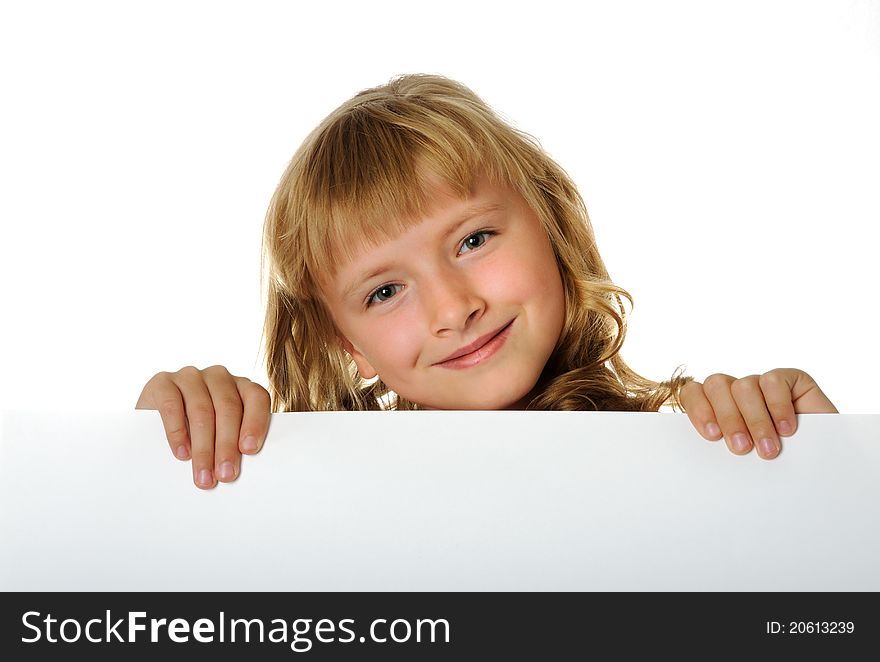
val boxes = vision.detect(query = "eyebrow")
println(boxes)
[342,201,504,301]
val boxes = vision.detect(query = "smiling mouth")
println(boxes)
[434,319,515,369]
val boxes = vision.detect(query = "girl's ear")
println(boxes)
[339,336,378,380]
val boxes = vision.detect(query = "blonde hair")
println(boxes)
[261,74,693,412]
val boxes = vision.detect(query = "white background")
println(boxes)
[1,0,878,413]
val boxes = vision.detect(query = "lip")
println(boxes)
[434,319,515,369]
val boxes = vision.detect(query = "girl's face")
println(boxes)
[321,173,566,409]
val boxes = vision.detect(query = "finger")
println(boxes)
[235,378,272,455]
[203,366,244,484]
[757,369,799,437]
[702,373,754,456]
[730,375,781,460]
[775,368,839,414]
[679,380,724,441]
[139,372,192,461]
[173,366,218,489]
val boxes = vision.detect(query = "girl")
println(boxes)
[136,74,838,489]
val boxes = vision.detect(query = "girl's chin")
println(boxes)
[397,374,543,410]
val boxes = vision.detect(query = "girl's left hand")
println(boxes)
[680,368,838,460]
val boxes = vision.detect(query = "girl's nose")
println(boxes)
[425,272,486,336]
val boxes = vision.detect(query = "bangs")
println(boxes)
[265,75,549,306]
[296,99,514,287]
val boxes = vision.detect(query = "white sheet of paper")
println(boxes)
[0,410,877,591]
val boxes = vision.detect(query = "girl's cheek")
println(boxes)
[484,262,534,300]
[473,254,517,297]
[369,306,422,355]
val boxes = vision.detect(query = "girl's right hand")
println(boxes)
[135,365,271,489]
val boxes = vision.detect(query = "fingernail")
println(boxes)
[241,435,258,452]
[731,433,751,453]
[778,420,793,435]
[706,422,721,438]
[176,445,190,460]
[219,461,234,481]
[758,438,778,458]
[198,469,213,486]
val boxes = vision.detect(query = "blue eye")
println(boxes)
[459,230,496,254]
[363,230,496,309]
[366,283,403,307]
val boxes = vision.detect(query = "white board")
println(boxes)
[1,410,877,591]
